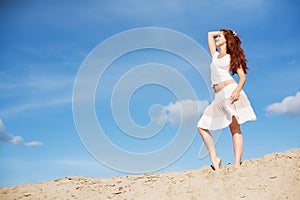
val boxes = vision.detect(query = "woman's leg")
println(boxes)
[229,116,243,168]
[198,127,221,169]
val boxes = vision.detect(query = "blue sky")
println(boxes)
[1,0,300,187]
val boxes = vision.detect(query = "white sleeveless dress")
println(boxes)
[197,52,256,130]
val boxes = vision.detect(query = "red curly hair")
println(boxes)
[221,28,249,75]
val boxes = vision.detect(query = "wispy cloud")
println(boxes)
[55,159,99,168]
[0,97,71,118]
[108,0,184,17]
[105,0,265,24]
[266,92,300,117]
[24,141,43,147]
[155,99,209,127]
[0,119,23,144]
[0,70,74,118]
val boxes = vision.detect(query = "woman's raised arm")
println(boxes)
[208,31,219,56]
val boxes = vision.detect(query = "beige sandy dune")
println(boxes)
[1,148,299,200]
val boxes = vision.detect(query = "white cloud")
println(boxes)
[0,120,4,132]
[156,99,209,127]
[0,119,44,146]
[24,141,43,147]
[266,92,300,117]
[10,136,23,145]
[0,119,23,145]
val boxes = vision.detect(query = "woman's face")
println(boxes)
[215,31,226,47]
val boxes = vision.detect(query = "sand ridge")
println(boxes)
[1,148,299,199]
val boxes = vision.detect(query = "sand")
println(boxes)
[1,148,299,200]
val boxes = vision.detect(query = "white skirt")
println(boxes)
[197,82,256,130]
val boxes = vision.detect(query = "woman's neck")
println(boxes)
[219,45,227,55]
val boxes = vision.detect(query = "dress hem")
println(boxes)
[197,114,257,131]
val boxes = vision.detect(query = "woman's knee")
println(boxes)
[198,127,206,132]
[198,127,208,137]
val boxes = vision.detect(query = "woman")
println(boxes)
[197,29,256,170]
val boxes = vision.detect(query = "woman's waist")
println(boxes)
[213,79,236,93]
[211,73,233,84]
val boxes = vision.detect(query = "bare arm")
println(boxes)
[230,66,246,103]
[208,31,219,56]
